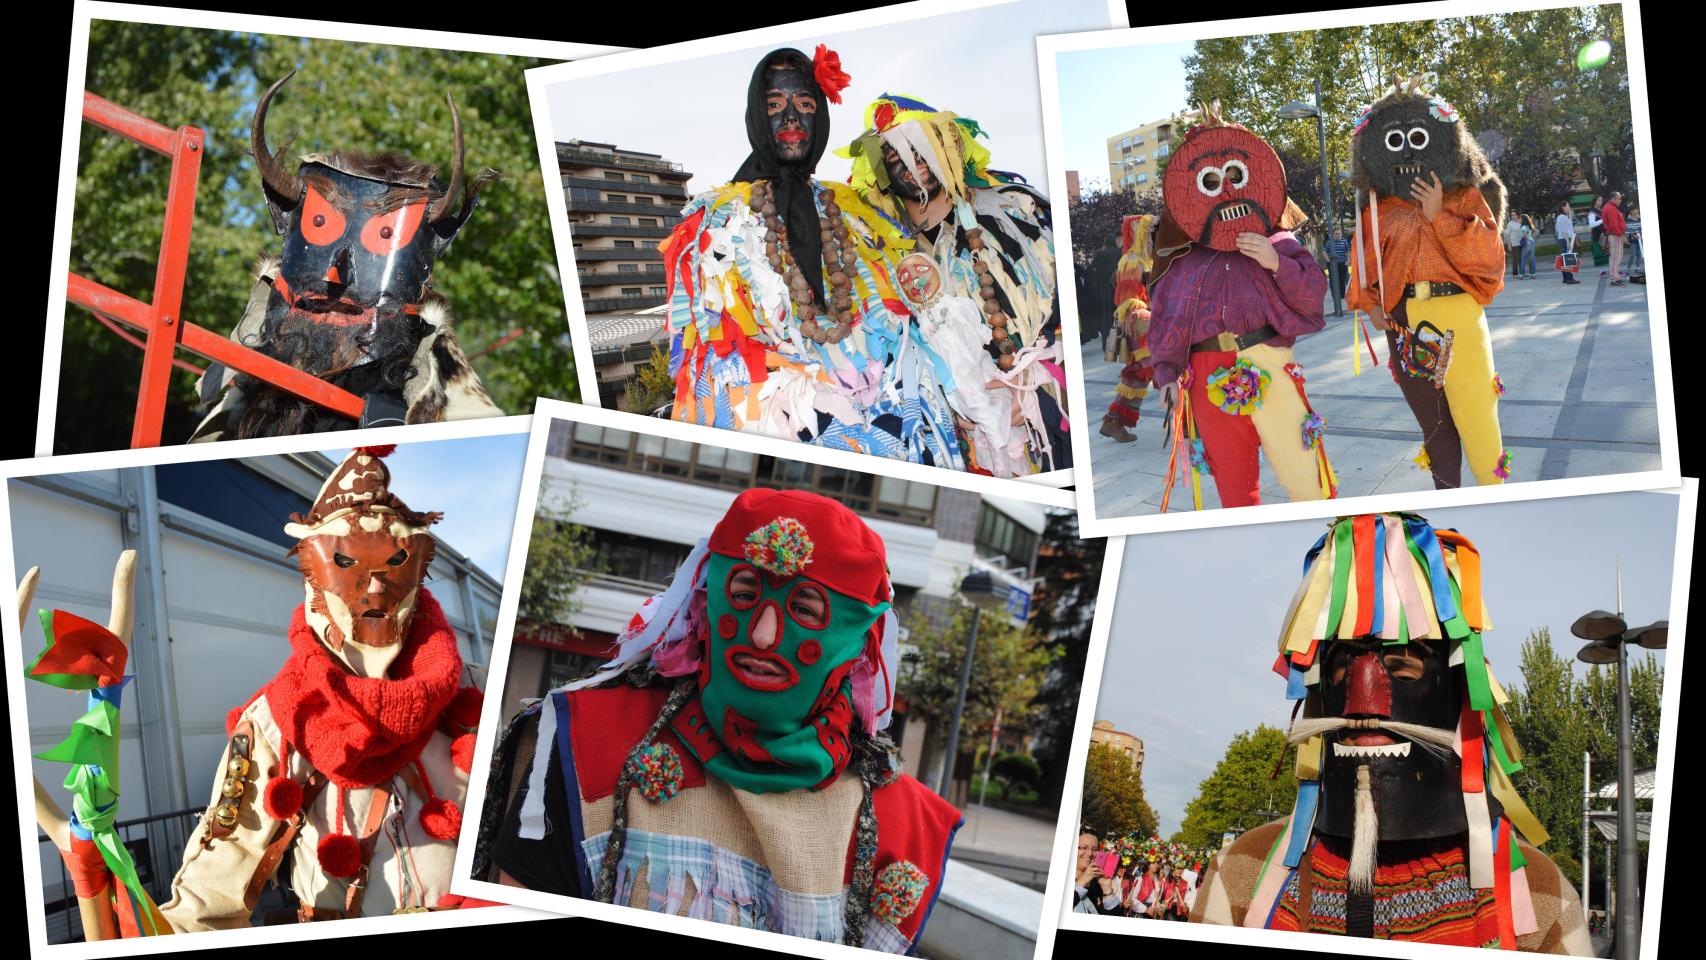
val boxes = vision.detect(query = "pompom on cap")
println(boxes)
[317,833,361,877]
[354,445,397,458]
[263,776,303,820]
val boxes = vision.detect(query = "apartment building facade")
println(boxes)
[1105,113,1185,197]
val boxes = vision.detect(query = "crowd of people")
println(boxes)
[1072,829,1213,919]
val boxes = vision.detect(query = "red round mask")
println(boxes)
[1162,125,1287,252]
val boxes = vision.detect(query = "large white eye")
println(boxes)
[1222,160,1248,189]
[1407,127,1430,150]
[1384,129,1405,151]
[1196,165,1224,197]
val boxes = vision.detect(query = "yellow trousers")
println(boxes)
[1190,342,1329,505]
[1399,294,1506,486]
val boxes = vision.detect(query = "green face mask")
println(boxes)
[672,553,889,793]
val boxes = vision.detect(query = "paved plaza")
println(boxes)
[1083,271,1662,517]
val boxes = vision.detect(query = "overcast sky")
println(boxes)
[1055,39,1193,194]
[319,432,530,581]
[1095,491,1684,837]
[543,0,1119,195]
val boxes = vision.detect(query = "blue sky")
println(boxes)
[1055,40,1193,192]
[544,0,1119,195]
[1096,492,1684,836]
[316,433,529,581]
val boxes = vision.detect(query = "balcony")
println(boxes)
[565,199,681,218]
[584,294,668,313]
[572,247,664,262]
[557,143,690,179]
[569,222,672,240]
[579,268,667,285]
[563,176,688,201]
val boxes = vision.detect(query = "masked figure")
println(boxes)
[842,95,1066,476]
[659,50,955,466]
[1101,214,1158,442]
[1192,513,1589,954]
[192,73,502,442]
[1145,103,1335,510]
[477,489,961,951]
[157,446,487,927]
[1346,75,1510,489]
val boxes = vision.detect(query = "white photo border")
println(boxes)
[1050,479,1696,960]
[449,395,1116,960]
[1032,0,1679,537]
[35,0,627,457]
[1,414,551,958]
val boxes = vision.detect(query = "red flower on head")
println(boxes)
[354,445,396,458]
[873,101,897,132]
[813,44,850,105]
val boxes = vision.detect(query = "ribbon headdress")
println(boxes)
[838,93,1006,224]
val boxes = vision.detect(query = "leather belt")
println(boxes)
[1403,281,1466,300]
[1189,324,1279,354]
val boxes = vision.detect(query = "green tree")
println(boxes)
[621,343,676,414]
[1174,725,1297,848]
[899,601,1053,774]
[61,22,573,452]
[1016,510,1106,808]
[1081,742,1158,839]
[992,751,1041,795]
[518,477,597,630]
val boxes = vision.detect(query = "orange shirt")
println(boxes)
[1346,188,1506,313]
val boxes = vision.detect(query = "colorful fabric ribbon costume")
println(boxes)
[841,93,1067,476]
[1191,513,1591,954]
[480,488,961,951]
[1345,74,1511,489]
[1104,214,1157,435]
[156,447,486,928]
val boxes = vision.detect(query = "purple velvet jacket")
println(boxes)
[1145,233,1327,387]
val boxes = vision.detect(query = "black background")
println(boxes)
[9,2,1689,959]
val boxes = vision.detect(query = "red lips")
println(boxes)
[776,129,809,144]
[725,645,800,691]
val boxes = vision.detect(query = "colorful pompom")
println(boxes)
[451,733,477,773]
[446,686,483,730]
[871,859,930,924]
[418,797,463,840]
[628,742,685,803]
[812,45,851,105]
[744,517,815,577]
[1302,412,1327,450]
[263,776,303,820]
[317,833,361,877]
[873,101,897,133]
[1494,449,1514,480]
[1205,359,1270,416]
[1428,97,1459,123]
[1284,361,1308,388]
[1492,373,1506,396]
[1351,104,1374,135]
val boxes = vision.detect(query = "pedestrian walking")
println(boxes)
[1326,225,1352,301]
[1555,201,1581,285]
[1520,214,1538,277]
[1504,211,1524,276]
[1626,206,1645,277]
[1604,191,1628,284]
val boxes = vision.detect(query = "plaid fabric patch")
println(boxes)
[582,828,914,952]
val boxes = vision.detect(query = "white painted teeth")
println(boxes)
[1218,203,1251,222]
[1332,741,1412,758]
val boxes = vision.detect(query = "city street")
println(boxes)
[1083,271,1662,516]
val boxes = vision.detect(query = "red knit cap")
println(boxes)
[707,488,889,606]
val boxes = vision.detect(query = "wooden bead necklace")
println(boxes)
[750,180,860,345]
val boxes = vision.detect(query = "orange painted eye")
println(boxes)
[361,201,426,256]
[301,187,346,246]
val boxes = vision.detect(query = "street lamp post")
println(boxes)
[1571,578,1666,960]
[1278,79,1342,317]
[938,569,1027,801]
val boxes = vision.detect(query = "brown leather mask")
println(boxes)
[299,525,434,652]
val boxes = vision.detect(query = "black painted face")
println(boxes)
[1358,97,1461,199]
[1314,637,1478,841]
[765,68,819,163]
[880,141,943,204]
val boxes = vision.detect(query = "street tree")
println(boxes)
[519,477,598,635]
[1081,742,1159,839]
[1024,510,1109,807]
[1174,724,1297,848]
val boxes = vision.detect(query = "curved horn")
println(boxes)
[428,93,465,224]
[253,71,304,204]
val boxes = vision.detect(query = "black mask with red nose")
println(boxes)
[1312,637,1492,841]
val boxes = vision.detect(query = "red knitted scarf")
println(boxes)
[228,589,462,790]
